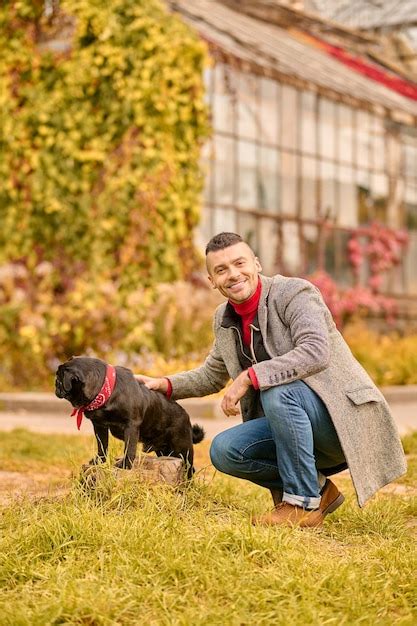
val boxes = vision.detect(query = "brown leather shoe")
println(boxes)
[320,479,345,516]
[253,502,324,528]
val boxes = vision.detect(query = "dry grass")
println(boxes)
[0,429,416,625]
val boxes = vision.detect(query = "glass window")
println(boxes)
[356,110,371,169]
[237,72,259,140]
[405,184,417,230]
[258,217,279,274]
[197,206,213,249]
[337,104,354,165]
[302,224,319,275]
[319,161,337,220]
[212,64,237,134]
[301,91,316,154]
[337,165,357,227]
[404,232,417,294]
[387,131,402,178]
[324,230,337,276]
[318,98,336,160]
[337,230,354,287]
[238,139,258,209]
[212,207,236,233]
[281,86,298,150]
[280,152,297,215]
[214,135,235,205]
[356,164,371,224]
[237,212,258,250]
[371,173,388,222]
[259,145,279,212]
[372,116,385,172]
[301,156,317,220]
[282,221,301,274]
[404,140,417,182]
[260,78,279,145]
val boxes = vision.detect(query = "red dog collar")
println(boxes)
[71,364,116,430]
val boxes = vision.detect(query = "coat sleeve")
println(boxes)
[252,279,331,390]
[168,309,230,400]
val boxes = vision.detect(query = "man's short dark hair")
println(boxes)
[205,232,244,255]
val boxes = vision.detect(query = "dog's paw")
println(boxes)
[114,457,133,470]
[88,455,106,466]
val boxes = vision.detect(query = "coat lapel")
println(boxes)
[258,275,274,356]
[217,327,241,378]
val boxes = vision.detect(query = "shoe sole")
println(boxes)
[322,492,345,516]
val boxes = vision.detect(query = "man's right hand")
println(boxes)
[134,375,169,393]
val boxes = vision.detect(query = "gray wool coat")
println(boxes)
[169,274,407,506]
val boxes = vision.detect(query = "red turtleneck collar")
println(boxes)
[230,279,262,318]
[229,279,262,345]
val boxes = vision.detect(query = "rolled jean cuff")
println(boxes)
[283,492,321,510]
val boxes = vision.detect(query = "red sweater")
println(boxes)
[229,280,261,389]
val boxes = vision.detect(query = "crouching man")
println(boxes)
[136,232,406,528]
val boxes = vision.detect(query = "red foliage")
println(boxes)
[306,222,409,328]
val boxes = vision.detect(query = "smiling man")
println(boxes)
[137,232,406,528]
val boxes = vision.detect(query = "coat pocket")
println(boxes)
[346,386,382,405]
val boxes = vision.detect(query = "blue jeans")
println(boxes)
[210,381,346,509]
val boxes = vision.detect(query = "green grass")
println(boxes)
[0,429,416,625]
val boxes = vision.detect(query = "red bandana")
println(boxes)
[71,364,117,430]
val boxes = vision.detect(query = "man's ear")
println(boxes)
[255,257,262,272]
[207,274,216,289]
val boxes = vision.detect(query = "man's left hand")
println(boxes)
[221,370,252,417]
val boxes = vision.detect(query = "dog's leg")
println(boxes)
[115,423,139,469]
[89,423,109,465]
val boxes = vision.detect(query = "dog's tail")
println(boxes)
[192,424,205,444]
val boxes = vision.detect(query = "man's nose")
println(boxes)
[228,266,241,280]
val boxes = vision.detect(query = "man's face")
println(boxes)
[206,242,262,303]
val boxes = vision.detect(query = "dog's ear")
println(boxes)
[63,370,74,392]
[63,367,85,392]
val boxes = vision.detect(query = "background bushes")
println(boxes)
[0,0,212,387]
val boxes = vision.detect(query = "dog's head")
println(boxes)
[55,356,105,407]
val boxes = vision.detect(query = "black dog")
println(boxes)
[55,356,204,476]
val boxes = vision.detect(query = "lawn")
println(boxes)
[0,429,416,625]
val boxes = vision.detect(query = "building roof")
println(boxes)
[311,1,417,30]
[170,0,417,121]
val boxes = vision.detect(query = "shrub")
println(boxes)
[0,261,221,390]
[343,319,417,386]
[306,221,409,328]
[0,0,211,389]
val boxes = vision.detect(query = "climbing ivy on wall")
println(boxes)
[0,0,212,389]
[0,0,210,288]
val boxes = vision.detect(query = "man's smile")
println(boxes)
[227,280,247,291]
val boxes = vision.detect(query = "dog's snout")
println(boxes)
[55,378,65,399]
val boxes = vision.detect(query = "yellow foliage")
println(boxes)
[0,0,212,389]
[343,320,417,386]
[0,0,210,290]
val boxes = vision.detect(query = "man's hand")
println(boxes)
[221,370,252,417]
[134,375,168,393]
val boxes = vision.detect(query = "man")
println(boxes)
[137,232,406,528]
